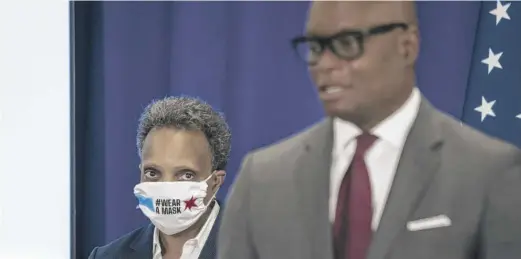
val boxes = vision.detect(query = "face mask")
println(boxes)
[133,173,218,235]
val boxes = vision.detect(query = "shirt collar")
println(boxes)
[152,202,220,256]
[333,87,421,153]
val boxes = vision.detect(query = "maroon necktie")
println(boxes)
[333,133,377,259]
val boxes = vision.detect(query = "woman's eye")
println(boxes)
[144,170,159,179]
[179,172,195,181]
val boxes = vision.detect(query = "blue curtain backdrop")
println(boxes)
[73,1,493,258]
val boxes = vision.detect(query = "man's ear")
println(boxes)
[400,25,420,66]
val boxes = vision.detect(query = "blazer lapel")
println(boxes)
[199,203,221,259]
[295,118,335,259]
[367,98,443,259]
[127,224,154,259]
[125,202,221,259]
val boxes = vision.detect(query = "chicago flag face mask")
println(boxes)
[133,174,216,235]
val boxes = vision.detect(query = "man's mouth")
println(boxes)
[317,85,347,101]
[321,86,344,94]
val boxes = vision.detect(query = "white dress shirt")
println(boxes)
[329,87,421,230]
[152,202,220,259]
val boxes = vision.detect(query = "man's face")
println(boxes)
[306,2,418,125]
[140,127,224,205]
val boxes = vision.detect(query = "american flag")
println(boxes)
[461,0,521,148]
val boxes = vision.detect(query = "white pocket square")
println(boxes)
[406,215,451,231]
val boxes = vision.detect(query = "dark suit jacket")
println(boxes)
[88,203,222,259]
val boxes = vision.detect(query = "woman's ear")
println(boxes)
[138,164,144,182]
[213,170,226,191]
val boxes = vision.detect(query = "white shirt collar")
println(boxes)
[333,87,421,153]
[152,202,220,258]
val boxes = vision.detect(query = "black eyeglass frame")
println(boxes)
[291,22,409,65]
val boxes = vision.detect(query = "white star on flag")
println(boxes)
[516,113,521,119]
[475,96,496,122]
[481,48,503,74]
[490,0,511,25]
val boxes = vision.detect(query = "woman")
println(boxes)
[89,96,231,259]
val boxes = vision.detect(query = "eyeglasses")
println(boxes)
[291,22,409,65]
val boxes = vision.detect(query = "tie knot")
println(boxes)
[355,133,377,156]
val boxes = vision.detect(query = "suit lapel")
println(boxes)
[367,98,443,259]
[199,230,217,259]
[127,224,154,259]
[295,118,335,259]
[199,203,221,259]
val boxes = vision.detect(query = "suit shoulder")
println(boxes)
[438,111,520,161]
[248,119,329,163]
[90,225,149,258]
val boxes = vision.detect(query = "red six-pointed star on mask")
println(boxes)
[183,196,198,211]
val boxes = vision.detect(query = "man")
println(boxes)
[89,96,231,259]
[218,2,521,259]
